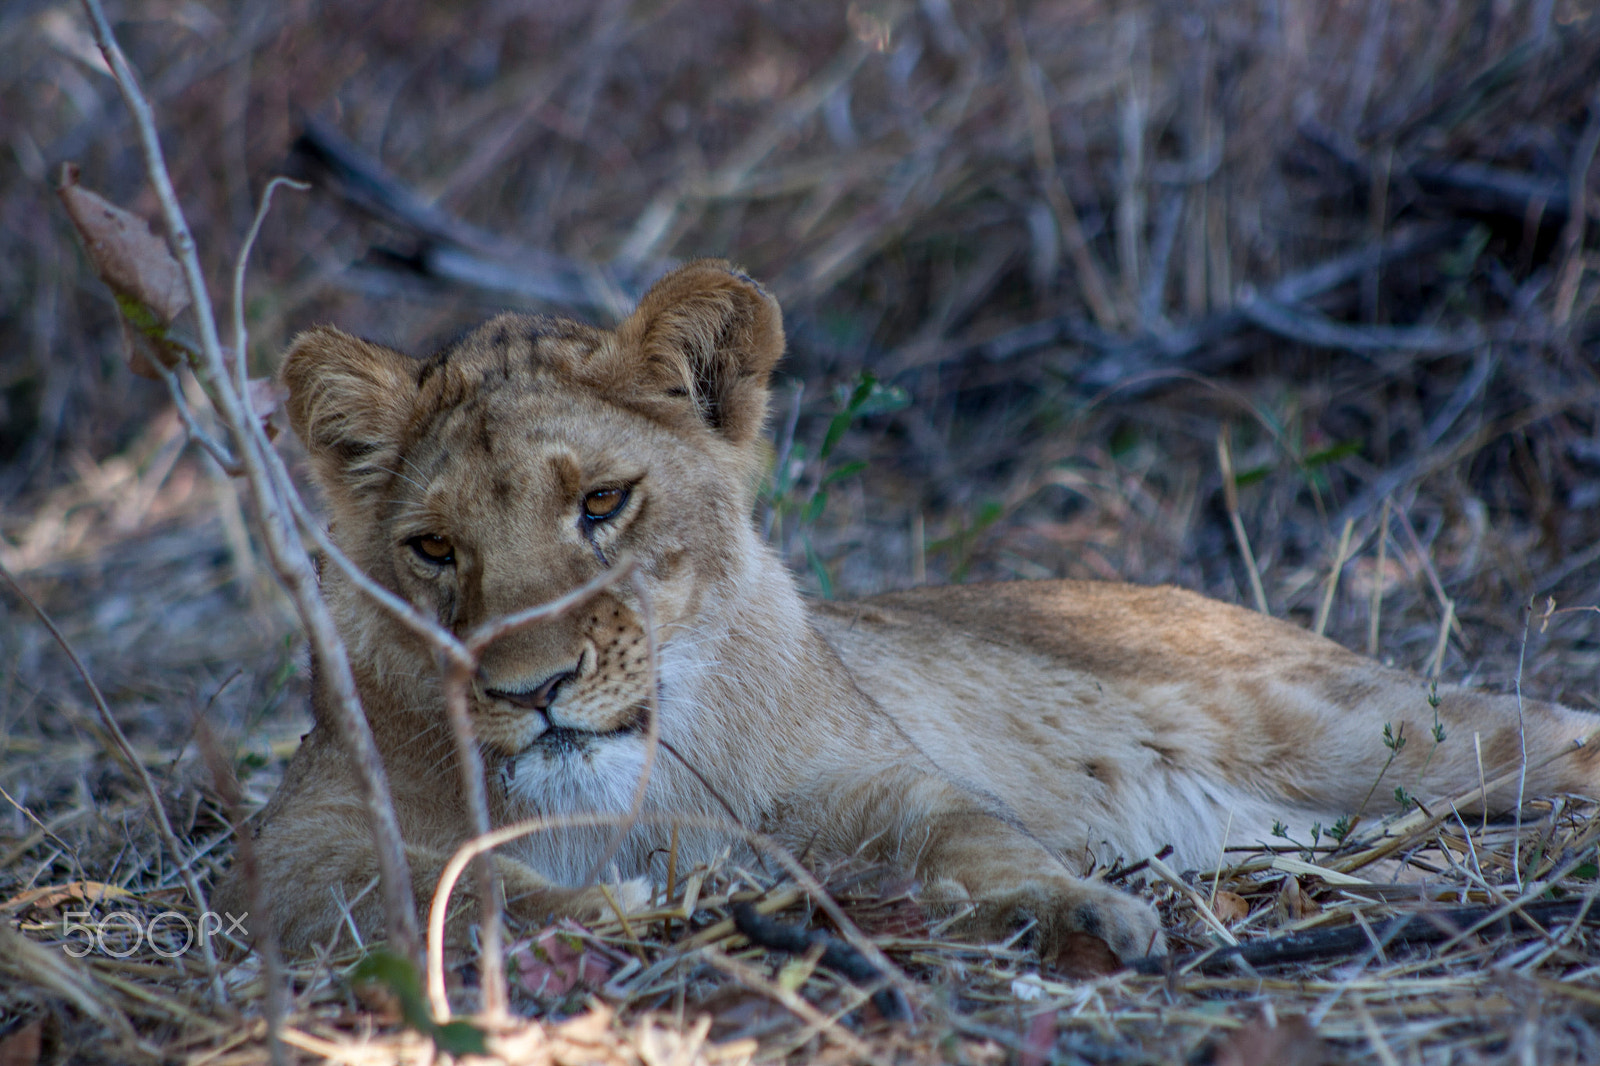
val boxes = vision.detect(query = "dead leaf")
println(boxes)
[57,163,190,376]
[248,377,289,441]
[1213,889,1250,925]
[1278,875,1318,921]
[1048,930,1122,979]
[1018,1011,1057,1066]
[510,921,625,1001]
[0,1021,42,1066]
[1,881,133,914]
[1211,1015,1323,1066]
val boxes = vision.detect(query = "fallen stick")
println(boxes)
[730,902,911,1022]
[1130,895,1600,975]
[293,116,652,315]
[972,223,1460,387]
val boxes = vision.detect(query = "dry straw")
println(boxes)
[4,0,1600,1063]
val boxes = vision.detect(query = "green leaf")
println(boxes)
[803,536,833,600]
[820,372,907,460]
[351,950,488,1055]
[853,381,909,418]
[819,409,854,463]
[1232,464,1271,489]
[971,501,1004,530]
[821,460,867,485]
[1303,440,1361,467]
[351,950,431,1033]
[434,1020,489,1056]
[802,490,829,525]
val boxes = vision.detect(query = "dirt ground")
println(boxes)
[3,1,1600,1062]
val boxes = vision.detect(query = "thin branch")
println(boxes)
[231,177,309,401]
[1314,518,1357,638]
[440,661,506,1018]
[1512,603,1532,891]
[155,362,240,473]
[1133,895,1600,975]
[79,0,420,961]
[464,557,639,654]
[1218,427,1269,614]
[257,436,473,669]
[426,557,643,1018]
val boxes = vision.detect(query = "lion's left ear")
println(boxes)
[608,260,784,446]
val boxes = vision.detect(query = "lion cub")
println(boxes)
[220,261,1599,963]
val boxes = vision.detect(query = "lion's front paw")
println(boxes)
[605,876,652,914]
[497,865,652,928]
[953,877,1165,964]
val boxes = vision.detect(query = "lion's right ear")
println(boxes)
[279,326,417,500]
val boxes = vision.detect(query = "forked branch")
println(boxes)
[77,0,421,963]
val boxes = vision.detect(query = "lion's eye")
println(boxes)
[582,487,628,522]
[409,534,455,565]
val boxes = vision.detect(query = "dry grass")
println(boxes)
[4,0,1600,1062]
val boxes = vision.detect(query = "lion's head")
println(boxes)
[281,262,786,850]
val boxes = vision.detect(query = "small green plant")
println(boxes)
[764,370,909,597]
[1349,720,1408,830]
[926,501,1005,582]
[352,949,486,1055]
[1270,819,1324,857]
[1403,682,1450,787]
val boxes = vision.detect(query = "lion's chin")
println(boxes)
[500,716,648,781]
[499,727,654,875]
[527,724,602,759]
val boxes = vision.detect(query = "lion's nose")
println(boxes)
[485,668,575,711]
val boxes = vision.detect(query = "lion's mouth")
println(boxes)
[530,725,601,757]
[521,706,649,759]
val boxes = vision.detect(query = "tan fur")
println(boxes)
[217,261,1600,962]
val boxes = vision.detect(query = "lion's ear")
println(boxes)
[280,326,418,500]
[609,260,784,446]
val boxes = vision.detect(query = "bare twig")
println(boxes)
[1553,86,1600,329]
[1367,498,1391,656]
[78,0,420,962]
[1134,895,1600,975]
[1217,427,1268,614]
[1314,518,1356,638]
[1237,294,1481,354]
[1426,598,1456,680]
[230,177,309,400]
[463,559,639,655]
[431,561,642,1019]
[1005,4,1120,331]
[1511,604,1532,891]
[975,224,1458,378]
[197,722,286,1066]
[730,902,910,1022]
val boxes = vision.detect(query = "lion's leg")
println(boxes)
[785,768,1165,962]
[1188,654,1600,817]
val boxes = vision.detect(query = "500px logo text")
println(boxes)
[61,910,248,958]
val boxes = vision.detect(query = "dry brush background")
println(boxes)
[3,0,1600,1062]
